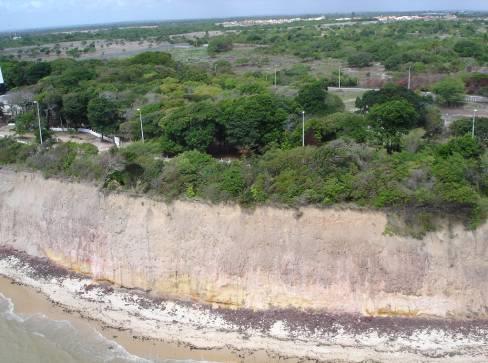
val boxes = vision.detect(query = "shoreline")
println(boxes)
[1,247,488,363]
[0,275,300,363]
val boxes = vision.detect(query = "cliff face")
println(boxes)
[0,169,487,318]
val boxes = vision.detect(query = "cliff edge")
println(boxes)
[1,168,487,318]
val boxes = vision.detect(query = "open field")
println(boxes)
[329,88,368,111]
[1,39,193,61]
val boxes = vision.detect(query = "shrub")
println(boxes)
[347,52,374,68]
[450,117,488,148]
[432,77,465,106]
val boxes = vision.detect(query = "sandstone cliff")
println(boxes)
[0,169,487,318]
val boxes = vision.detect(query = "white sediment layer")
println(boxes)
[1,169,487,318]
[1,255,487,363]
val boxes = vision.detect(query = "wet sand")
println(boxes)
[0,275,313,363]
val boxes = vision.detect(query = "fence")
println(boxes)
[465,95,488,104]
[50,128,120,147]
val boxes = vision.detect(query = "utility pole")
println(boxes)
[302,111,305,147]
[34,101,43,145]
[472,109,478,139]
[137,108,145,143]
[408,65,412,90]
[338,65,341,89]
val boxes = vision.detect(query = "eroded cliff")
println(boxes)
[0,168,487,318]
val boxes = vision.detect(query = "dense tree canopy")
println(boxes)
[432,78,465,106]
[208,36,234,55]
[220,94,287,152]
[369,100,418,153]
[296,80,328,114]
[129,52,175,67]
[347,52,374,68]
[0,17,487,234]
[160,101,220,154]
[87,96,121,136]
[62,92,90,127]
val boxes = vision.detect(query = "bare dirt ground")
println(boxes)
[0,124,12,138]
[0,125,117,152]
[2,39,193,61]
[329,88,368,111]
[53,132,116,151]
[441,102,488,125]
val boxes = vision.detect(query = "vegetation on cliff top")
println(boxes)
[0,17,487,236]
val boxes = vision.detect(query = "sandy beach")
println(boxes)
[1,247,488,363]
[0,278,314,363]
[0,276,250,363]
[0,250,319,363]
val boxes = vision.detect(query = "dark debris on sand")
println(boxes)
[2,245,488,344]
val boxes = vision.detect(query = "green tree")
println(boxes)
[62,92,90,127]
[159,101,220,154]
[25,62,52,84]
[87,96,120,137]
[15,111,36,135]
[356,84,432,128]
[454,40,482,58]
[208,36,233,55]
[347,52,373,68]
[450,117,488,148]
[296,80,329,115]
[305,113,369,145]
[369,100,418,153]
[129,51,175,67]
[56,64,96,89]
[213,60,232,74]
[220,94,287,152]
[432,78,465,107]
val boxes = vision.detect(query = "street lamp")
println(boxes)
[338,64,341,89]
[137,108,145,143]
[408,65,412,90]
[302,110,305,147]
[472,109,478,139]
[33,101,42,145]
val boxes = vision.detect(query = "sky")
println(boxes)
[0,0,487,32]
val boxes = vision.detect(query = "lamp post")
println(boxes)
[137,108,145,143]
[302,110,305,147]
[472,109,478,139]
[408,65,412,90]
[33,101,42,145]
[338,65,341,89]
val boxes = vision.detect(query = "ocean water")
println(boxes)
[0,293,204,363]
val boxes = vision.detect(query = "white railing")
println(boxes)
[51,127,120,147]
[465,95,488,104]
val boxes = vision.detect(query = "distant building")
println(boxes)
[0,66,6,95]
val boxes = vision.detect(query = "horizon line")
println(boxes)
[0,9,485,35]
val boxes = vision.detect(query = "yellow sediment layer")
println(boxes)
[1,169,487,318]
